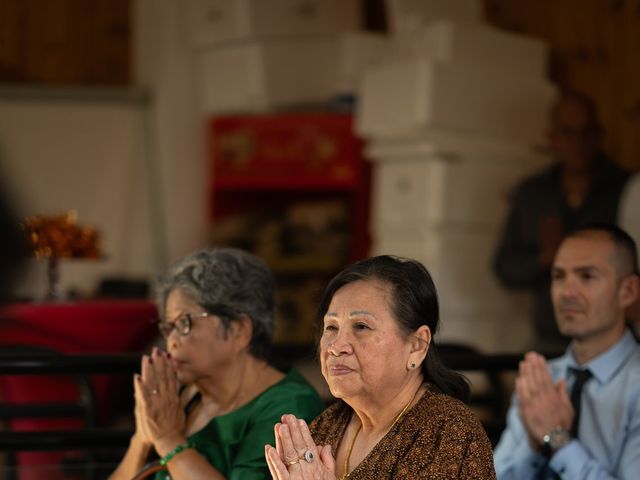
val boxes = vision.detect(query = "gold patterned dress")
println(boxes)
[309,386,496,479]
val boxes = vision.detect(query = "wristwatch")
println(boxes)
[541,426,571,458]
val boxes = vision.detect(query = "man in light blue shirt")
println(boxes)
[494,225,640,479]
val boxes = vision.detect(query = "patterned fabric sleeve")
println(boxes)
[309,390,496,479]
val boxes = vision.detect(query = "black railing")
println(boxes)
[0,351,138,448]
[0,352,140,375]
[0,348,537,453]
[0,350,141,480]
[0,429,133,451]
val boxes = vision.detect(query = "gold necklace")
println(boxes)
[340,422,362,480]
[340,386,422,479]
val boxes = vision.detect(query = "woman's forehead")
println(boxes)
[337,278,389,295]
[328,280,392,311]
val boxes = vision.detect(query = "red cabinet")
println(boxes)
[211,113,363,188]
[209,113,371,345]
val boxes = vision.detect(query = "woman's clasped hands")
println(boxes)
[133,347,186,449]
[265,414,336,480]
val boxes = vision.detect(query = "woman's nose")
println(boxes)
[327,330,353,356]
[166,330,180,351]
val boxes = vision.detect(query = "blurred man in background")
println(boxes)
[620,172,640,337]
[493,91,631,350]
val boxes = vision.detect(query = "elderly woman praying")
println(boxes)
[265,255,495,479]
[110,248,323,480]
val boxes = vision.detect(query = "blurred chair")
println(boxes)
[94,277,150,299]
[0,346,97,480]
[0,300,157,422]
[438,342,510,446]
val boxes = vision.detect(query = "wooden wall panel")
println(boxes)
[0,0,24,81]
[0,0,131,85]
[0,0,638,168]
[484,0,640,170]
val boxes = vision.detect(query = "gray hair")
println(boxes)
[156,247,275,360]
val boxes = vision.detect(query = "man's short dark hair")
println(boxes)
[566,223,639,277]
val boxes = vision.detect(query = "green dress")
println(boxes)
[156,369,324,480]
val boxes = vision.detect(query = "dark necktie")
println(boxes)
[536,368,593,479]
[569,368,593,438]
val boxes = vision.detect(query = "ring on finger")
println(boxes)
[303,449,314,463]
[286,459,299,466]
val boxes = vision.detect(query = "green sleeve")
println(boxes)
[228,379,324,480]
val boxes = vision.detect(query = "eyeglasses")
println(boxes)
[158,312,210,338]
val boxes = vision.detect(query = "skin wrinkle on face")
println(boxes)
[550,96,601,173]
[165,288,235,385]
[319,279,416,406]
[551,234,625,344]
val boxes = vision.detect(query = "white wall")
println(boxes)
[0,0,210,299]
[134,0,209,267]
[0,92,156,297]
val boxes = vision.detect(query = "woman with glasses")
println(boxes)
[110,248,324,480]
